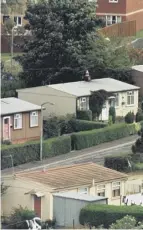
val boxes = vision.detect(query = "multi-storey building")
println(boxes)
[96,0,143,32]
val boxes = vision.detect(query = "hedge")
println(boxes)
[76,110,92,121]
[79,204,143,228]
[1,136,71,169]
[104,153,132,172]
[71,123,137,150]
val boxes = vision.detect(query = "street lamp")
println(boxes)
[3,154,15,175]
[11,25,18,73]
[40,101,54,161]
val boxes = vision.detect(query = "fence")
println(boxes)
[98,20,136,37]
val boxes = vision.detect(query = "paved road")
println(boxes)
[2,135,137,176]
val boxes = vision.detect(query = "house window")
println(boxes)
[77,97,89,111]
[78,187,88,194]
[30,111,38,127]
[14,113,22,129]
[3,15,10,23]
[14,16,22,26]
[127,91,134,105]
[97,184,105,197]
[112,182,120,197]
[106,15,121,26]
[109,0,118,3]
[115,93,119,106]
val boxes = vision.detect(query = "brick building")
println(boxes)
[96,0,143,32]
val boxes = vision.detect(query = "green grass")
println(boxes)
[134,163,143,171]
[136,30,143,39]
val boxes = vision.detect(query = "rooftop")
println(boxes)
[1,97,41,115]
[132,65,143,72]
[16,78,139,97]
[53,192,107,202]
[17,162,127,190]
[49,78,139,97]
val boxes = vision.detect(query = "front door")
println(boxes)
[3,117,10,140]
[34,196,41,218]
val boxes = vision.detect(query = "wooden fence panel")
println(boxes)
[98,20,136,37]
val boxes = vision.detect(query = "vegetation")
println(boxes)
[1,183,9,196]
[43,116,107,138]
[110,215,143,229]
[71,123,137,150]
[89,90,109,120]
[16,0,104,87]
[136,110,143,122]
[77,110,92,121]
[1,136,71,169]
[104,153,132,172]
[79,204,143,228]
[125,111,134,124]
[109,107,116,124]
[132,128,143,154]
[8,206,36,229]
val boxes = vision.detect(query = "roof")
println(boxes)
[17,162,127,190]
[53,192,107,202]
[16,78,139,97]
[1,97,41,115]
[48,78,139,97]
[132,65,143,72]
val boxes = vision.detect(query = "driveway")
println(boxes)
[2,135,137,176]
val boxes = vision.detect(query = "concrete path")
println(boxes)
[2,135,137,176]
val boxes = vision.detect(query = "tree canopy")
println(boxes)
[16,0,104,87]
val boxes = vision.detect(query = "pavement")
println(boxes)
[1,135,137,176]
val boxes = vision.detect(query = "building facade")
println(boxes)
[96,0,143,31]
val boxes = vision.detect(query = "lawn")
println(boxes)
[136,30,143,39]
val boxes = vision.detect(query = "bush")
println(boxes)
[116,116,124,123]
[79,204,143,228]
[1,136,71,169]
[136,111,143,122]
[76,110,92,121]
[132,163,143,171]
[71,123,137,150]
[104,154,132,172]
[109,107,116,123]
[125,112,134,124]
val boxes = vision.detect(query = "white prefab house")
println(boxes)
[17,78,140,120]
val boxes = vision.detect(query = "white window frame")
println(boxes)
[78,187,88,194]
[127,91,134,106]
[106,15,121,26]
[112,181,121,197]
[115,93,119,107]
[14,16,22,26]
[30,111,38,127]
[80,97,87,111]
[109,0,118,3]
[97,184,106,196]
[14,113,22,130]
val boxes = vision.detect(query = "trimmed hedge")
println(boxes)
[79,204,143,228]
[71,123,137,150]
[104,153,132,172]
[1,136,71,169]
[76,110,92,121]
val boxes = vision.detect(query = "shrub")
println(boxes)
[132,127,143,154]
[76,110,92,121]
[136,111,143,122]
[71,123,136,150]
[79,204,143,228]
[109,107,116,123]
[116,116,124,123]
[132,163,143,171]
[104,154,132,172]
[108,115,113,126]
[1,136,71,169]
[125,112,134,124]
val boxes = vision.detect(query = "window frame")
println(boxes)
[106,15,121,26]
[109,0,118,3]
[112,181,121,198]
[14,113,22,130]
[77,97,89,111]
[127,91,134,106]
[14,16,22,26]
[78,187,88,194]
[30,111,38,127]
[97,184,106,197]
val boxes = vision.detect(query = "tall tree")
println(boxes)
[16,0,104,87]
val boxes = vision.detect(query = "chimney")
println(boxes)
[84,70,91,82]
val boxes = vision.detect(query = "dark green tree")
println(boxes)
[16,0,104,87]
[1,182,9,196]
[132,128,143,154]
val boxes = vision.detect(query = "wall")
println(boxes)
[17,86,76,118]
[96,0,126,14]
[115,90,139,117]
[126,11,143,31]
[132,69,143,97]
[1,177,53,220]
[126,0,143,13]
[1,111,41,144]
